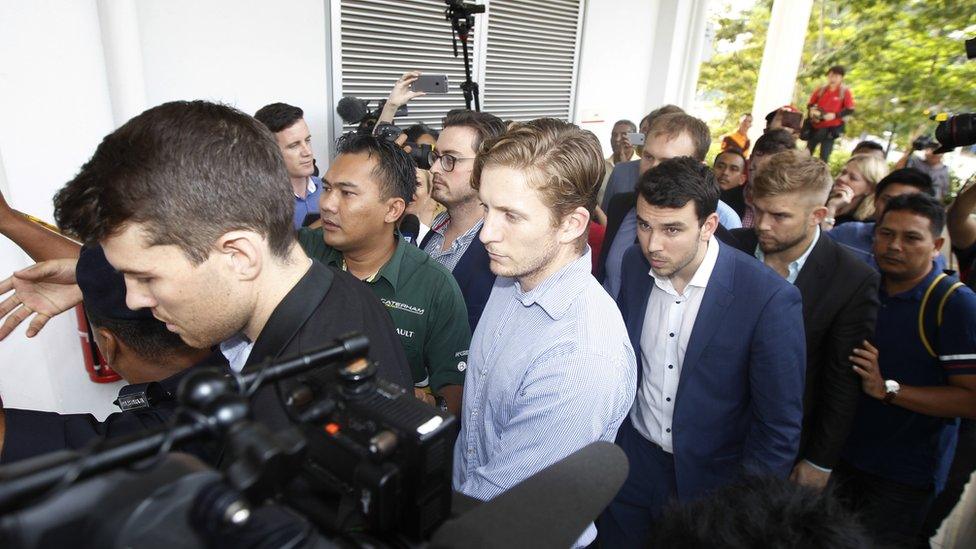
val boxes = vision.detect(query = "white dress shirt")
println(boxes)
[631,236,720,452]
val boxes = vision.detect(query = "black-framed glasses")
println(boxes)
[428,151,476,172]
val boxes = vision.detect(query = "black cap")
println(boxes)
[77,244,155,321]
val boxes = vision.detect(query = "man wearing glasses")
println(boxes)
[421,109,508,332]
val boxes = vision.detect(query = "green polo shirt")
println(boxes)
[298,228,469,392]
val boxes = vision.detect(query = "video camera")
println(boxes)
[930,37,976,154]
[0,334,457,548]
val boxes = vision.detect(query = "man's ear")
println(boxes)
[216,231,264,281]
[384,197,407,225]
[811,205,829,225]
[933,236,945,259]
[95,326,119,369]
[700,212,720,241]
[558,206,590,245]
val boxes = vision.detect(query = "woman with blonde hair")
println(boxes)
[822,153,889,229]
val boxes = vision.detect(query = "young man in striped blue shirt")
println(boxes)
[453,118,637,548]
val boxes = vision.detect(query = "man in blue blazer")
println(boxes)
[598,157,806,548]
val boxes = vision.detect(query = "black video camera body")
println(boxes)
[291,358,457,540]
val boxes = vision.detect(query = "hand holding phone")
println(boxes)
[410,74,449,94]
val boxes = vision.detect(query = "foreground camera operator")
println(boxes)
[41,100,412,430]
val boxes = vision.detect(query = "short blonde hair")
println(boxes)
[472,118,605,221]
[844,154,889,220]
[752,149,832,206]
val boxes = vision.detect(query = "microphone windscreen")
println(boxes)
[400,214,420,244]
[430,441,629,548]
[336,96,369,125]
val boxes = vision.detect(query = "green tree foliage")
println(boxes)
[700,0,976,148]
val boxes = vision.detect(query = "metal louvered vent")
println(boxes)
[481,0,583,122]
[337,0,473,131]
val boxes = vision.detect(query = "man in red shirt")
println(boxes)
[805,65,855,161]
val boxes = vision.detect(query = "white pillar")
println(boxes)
[644,0,711,111]
[96,0,148,127]
[749,0,814,144]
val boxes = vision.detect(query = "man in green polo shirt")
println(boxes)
[298,133,469,414]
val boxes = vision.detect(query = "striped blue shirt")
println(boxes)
[453,248,637,546]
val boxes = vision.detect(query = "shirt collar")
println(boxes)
[514,247,593,320]
[430,211,484,240]
[650,236,720,296]
[329,234,404,289]
[754,227,821,285]
[294,177,317,198]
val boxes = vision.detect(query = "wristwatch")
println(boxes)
[883,379,901,404]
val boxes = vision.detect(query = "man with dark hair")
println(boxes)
[805,65,855,161]
[715,148,748,217]
[597,112,741,299]
[0,244,216,463]
[297,133,470,414]
[456,118,636,548]
[599,157,805,547]
[852,140,887,161]
[254,102,323,229]
[837,193,976,547]
[49,100,412,429]
[730,150,879,492]
[652,476,872,548]
[827,168,938,269]
[421,109,507,332]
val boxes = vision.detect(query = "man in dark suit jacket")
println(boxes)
[421,110,507,332]
[598,158,805,548]
[730,149,879,490]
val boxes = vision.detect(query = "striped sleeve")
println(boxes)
[939,287,976,376]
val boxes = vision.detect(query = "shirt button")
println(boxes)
[666,397,672,402]
[666,428,671,433]
[668,364,674,369]
[675,300,682,304]
[669,332,675,338]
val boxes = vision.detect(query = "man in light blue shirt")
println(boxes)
[254,102,323,229]
[454,119,637,547]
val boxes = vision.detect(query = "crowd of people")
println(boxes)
[0,65,974,549]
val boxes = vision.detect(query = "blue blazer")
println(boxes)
[617,241,806,499]
[421,227,495,333]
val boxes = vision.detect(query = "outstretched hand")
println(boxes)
[0,258,82,340]
[387,71,427,108]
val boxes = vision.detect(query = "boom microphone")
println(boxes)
[336,96,370,125]
[430,441,629,548]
